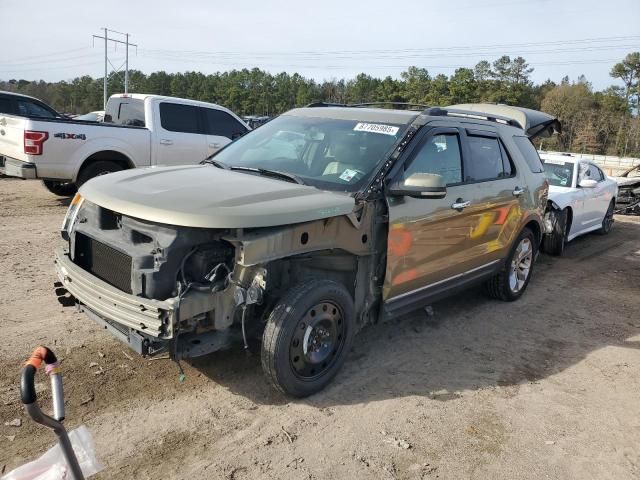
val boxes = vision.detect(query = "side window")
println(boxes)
[513,135,544,173]
[202,108,247,139]
[465,135,507,182]
[579,163,604,182]
[591,165,604,181]
[405,133,463,185]
[159,103,200,134]
[0,97,13,114]
[16,100,56,118]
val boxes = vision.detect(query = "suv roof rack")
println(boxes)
[305,101,429,111]
[423,107,521,128]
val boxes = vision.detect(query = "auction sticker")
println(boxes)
[339,168,359,182]
[354,122,399,136]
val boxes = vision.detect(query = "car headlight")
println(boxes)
[61,193,84,241]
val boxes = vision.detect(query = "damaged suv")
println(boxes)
[55,103,557,396]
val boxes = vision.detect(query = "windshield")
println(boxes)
[209,114,407,192]
[542,159,574,187]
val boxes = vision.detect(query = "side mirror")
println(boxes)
[387,173,447,199]
[579,179,597,188]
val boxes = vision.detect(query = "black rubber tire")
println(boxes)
[484,227,536,302]
[41,180,77,197]
[76,160,123,187]
[597,200,615,235]
[261,280,355,397]
[541,208,568,256]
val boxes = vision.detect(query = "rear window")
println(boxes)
[513,136,544,173]
[115,101,145,127]
[160,103,200,134]
[16,100,57,119]
[466,136,512,182]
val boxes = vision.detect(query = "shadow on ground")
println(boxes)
[188,217,640,407]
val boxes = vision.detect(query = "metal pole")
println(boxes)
[125,33,129,94]
[103,27,108,109]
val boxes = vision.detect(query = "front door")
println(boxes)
[152,102,208,167]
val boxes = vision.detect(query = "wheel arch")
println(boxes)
[73,150,134,181]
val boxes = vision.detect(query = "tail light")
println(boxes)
[24,130,49,155]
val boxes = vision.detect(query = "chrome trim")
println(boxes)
[386,260,501,303]
[54,248,176,337]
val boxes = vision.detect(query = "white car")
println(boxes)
[540,153,618,255]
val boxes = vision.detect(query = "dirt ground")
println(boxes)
[0,177,639,480]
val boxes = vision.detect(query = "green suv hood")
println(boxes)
[79,165,355,228]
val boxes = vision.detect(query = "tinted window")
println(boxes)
[591,165,604,181]
[465,136,506,182]
[405,133,463,185]
[159,103,200,134]
[0,97,12,114]
[16,100,56,118]
[513,135,544,173]
[202,108,247,139]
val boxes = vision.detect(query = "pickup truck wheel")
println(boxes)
[484,228,536,302]
[541,208,568,256]
[597,200,615,235]
[76,160,123,187]
[261,280,355,397]
[41,180,77,197]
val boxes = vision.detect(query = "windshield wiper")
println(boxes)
[229,166,305,185]
[201,158,229,169]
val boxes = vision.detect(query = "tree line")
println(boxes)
[2,53,639,157]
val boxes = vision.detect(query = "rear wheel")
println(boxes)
[261,280,355,397]
[485,228,536,301]
[41,180,77,197]
[76,160,123,187]
[598,200,615,235]
[541,208,569,256]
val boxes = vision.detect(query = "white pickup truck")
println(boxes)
[0,93,248,195]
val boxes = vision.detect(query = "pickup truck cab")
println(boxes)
[0,93,248,195]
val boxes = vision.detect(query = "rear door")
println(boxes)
[152,102,208,166]
[201,107,248,157]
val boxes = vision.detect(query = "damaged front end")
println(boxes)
[55,198,268,360]
[616,183,640,215]
[55,195,381,362]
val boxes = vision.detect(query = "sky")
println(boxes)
[1,0,639,90]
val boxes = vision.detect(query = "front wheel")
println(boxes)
[261,280,355,397]
[484,228,536,302]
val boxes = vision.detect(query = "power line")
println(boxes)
[92,28,138,108]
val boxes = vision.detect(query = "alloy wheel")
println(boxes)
[509,237,533,293]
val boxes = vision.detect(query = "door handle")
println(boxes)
[208,142,221,149]
[159,139,173,145]
[512,186,525,196]
[451,200,471,211]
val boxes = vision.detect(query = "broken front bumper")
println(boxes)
[55,248,177,345]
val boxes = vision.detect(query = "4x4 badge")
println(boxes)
[54,133,86,140]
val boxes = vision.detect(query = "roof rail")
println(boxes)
[305,101,429,111]
[423,107,521,128]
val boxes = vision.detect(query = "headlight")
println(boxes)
[61,193,84,241]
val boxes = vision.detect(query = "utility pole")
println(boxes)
[92,28,138,109]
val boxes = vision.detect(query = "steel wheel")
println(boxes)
[509,237,533,293]
[289,301,345,380]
